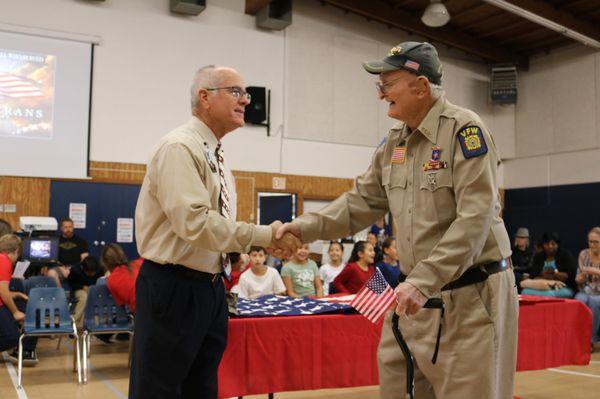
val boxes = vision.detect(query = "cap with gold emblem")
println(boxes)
[362,41,443,85]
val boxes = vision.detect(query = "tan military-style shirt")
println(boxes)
[294,97,511,298]
[135,116,272,273]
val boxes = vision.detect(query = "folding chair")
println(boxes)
[82,284,134,384]
[18,287,82,388]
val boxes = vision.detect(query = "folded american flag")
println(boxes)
[236,295,351,317]
[350,268,396,323]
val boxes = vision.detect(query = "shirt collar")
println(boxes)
[188,115,221,153]
[414,96,446,144]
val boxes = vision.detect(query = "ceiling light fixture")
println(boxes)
[482,0,600,49]
[421,0,450,28]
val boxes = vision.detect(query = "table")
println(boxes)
[218,297,592,398]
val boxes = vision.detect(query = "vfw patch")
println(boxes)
[458,125,488,159]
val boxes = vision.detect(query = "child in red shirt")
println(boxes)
[0,234,38,365]
[333,241,376,294]
[101,244,141,313]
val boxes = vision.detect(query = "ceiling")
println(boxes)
[246,0,600,69]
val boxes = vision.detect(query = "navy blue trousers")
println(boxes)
[128,260,228,399]
[0,300,37,352]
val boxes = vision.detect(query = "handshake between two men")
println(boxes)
[266,221,303,259]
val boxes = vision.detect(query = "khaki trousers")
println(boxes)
[74,289,88,328]
[378,269,518,399]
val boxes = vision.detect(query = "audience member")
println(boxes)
[101,244,141,313]
[319,241,346,295]
[48,218,90,287]
[367,232,383,264]
[512,227,534,290]
[376,238,402,288]
[0,234,39,365]
[281,244,323,298]
[575,227,600,347]
[236,247,286,299]
[0,218,12,238]
[369,217,392,242]
[68,256,105,328]
[333,241,375,294]
[223,253,249,292]
[521,232,577,298]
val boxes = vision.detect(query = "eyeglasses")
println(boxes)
[589,240,600,244]
[205,86,251,102]
[375,77,404,94]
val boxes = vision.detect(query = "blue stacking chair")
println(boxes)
[9,278,26,293]
[82,284,134,384]
[96,277,107,286]
[24,275,57,294]
[18,287,82,388]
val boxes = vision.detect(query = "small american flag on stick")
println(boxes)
[0,72,44,99]
[350,268,396,323]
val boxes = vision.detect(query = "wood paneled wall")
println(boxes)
[0,176,50,229]
[0,161,355,227]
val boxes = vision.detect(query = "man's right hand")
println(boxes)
[267,221,302,258]
[13,310,25,323]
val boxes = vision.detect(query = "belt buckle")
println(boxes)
[211,273,220,283]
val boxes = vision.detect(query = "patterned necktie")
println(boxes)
[215,143,231,276]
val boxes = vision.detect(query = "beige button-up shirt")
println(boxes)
[135,116,272,273]
[293,97,511,297]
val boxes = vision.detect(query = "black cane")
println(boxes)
[391,298,444,399]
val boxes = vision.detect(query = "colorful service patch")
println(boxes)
[391,146,406,164]
[457,125,488,159]
[422,146,447,171]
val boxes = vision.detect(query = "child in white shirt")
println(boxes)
[237,246,286,299]
[319,241,346,295]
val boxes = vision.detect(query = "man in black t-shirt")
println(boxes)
[47,218,89,287]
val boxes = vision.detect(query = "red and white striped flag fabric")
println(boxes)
[350,268,396,323]
[0,72,44,99]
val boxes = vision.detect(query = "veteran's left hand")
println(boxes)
[394,282,427,316]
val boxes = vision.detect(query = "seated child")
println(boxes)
[237,247,286,299]
[224,253,249,293]
[281,244,323,298]
[68,256,105,327]
[320,241,346,295]
[0,234,39,366]
[101,243,141,313]
[333,241,375,294]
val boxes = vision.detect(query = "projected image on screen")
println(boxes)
[30,240,52,259]
[0,49,56,139]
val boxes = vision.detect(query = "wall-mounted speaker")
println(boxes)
[170,0,205,16]
[245,86,271,135]
[256,0,292,30]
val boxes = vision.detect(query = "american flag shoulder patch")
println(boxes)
[391,146,406,164]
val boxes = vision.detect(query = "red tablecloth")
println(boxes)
[218,297,592,398]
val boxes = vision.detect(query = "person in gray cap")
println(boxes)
[512,227,534,286]
[275,41,518,398]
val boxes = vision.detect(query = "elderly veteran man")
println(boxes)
[132,65,298,399]
[276,42,518,399]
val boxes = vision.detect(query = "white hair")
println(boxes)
[190,65,223,110]
[429,82,445,100]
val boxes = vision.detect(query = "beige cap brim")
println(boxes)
[362,60,401,75]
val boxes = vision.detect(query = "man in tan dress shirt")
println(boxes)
[276,42,518,398]
[131,65,295,399]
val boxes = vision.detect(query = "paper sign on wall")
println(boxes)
[69,203,87,229]
[117,218,134,243]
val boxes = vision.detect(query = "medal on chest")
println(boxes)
[422,146,447,171]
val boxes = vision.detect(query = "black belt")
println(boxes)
[167,263,222,283]
[441,258,510,291]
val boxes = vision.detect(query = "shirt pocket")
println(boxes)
[419,170,456,227]
[382,164,407,218]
